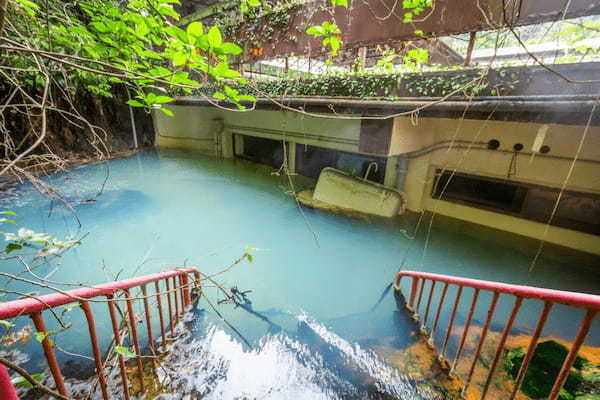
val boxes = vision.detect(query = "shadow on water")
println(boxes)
[46,188,156,226]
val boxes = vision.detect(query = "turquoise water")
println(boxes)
[2,149,599,399]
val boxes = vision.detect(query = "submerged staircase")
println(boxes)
[0,268,598,400]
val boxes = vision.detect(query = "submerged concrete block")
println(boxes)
[312,167,405,218]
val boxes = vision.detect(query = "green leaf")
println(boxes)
[153,96,173,104]
[0,320,14,330]
[90,22,109,33]
[15,0,39,16]
[171,51,188,66]
[12,374,43,388]
[166,26,188,43]
[34,331,55,346]
[331,0,348,6]
[135,23,150,37]
[186,22,204,38]
[214,62,241,78]
[220,43,243,55]
[115,346,136,359]
[158,4,179,20]
[5,243,22,253]
[306,26,323,36]
[0,211,16,216]
[237,94,256,102]
[207,26,223,48]
[34,332,46,342]
[160,108,174,117]
[126,100,145,108]
[145,92,157,104]
[62,303,80,313]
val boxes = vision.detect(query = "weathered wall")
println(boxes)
[153,105,222,154]
[393,117,600,255]
[154,105,362,156]
[153,105,600,255]
[224,109,361,153]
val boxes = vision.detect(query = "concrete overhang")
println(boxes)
[214,0,600,61]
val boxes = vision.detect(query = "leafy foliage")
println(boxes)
[402,0,434,22]
[5,0,255,110]
[3,227,81,258]
[115,345,137,359]
[12,373,43,388]
[306,21,343,58]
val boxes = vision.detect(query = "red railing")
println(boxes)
[393,270,600,400]
[0,268,201,400]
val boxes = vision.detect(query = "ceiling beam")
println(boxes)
[223,0,600,62]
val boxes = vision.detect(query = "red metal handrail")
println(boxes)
[393,270,600,400]
[0,267,201,400]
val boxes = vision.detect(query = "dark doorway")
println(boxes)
[236,135,284,170]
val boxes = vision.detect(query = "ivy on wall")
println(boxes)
[233,67,525,99]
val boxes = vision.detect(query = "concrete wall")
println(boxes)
[391,117,600,255]
[153,106,600,255]
[153,105,362,170]
[224,109,361,154]
[153,106,222,154]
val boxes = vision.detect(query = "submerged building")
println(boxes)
[154,62,600,256]
[150,0,600,257]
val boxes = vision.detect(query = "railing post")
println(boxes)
[482,296,523,400]
[106,295,131,400]
[181,273,191,308]
[429,282,449,348]
[509,301,553,400]
[140,285,158,372]
[123,289,145,393]
[450,288,480,374]
[462,291,500,396]
[548,310,598,400]
[440,285,463,365]
[0,364,19,400]
[422,280,437,334]
[415,278,427,320]
[408,276,419,311]
[30,312,68,397]
[172,277,180,322]
[154,281,167,347]
[80,301,109,400]
[165,278,175,333]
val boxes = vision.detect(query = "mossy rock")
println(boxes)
[505,340,598,399]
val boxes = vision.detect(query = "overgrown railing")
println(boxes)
[0,268,201,400]
[393,270,600,400]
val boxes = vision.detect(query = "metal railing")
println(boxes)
[0,268,201,400]
[393,270,600,400]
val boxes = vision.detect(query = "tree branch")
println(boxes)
[0,356,73,400]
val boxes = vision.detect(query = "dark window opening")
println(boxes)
[296,144,386,184]
[432,170,600,235]
[235,135,284,170]
[433,171,527,213]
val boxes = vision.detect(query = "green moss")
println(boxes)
[505,341,599,400]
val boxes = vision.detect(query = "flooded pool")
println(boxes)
[2,149,599,399]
